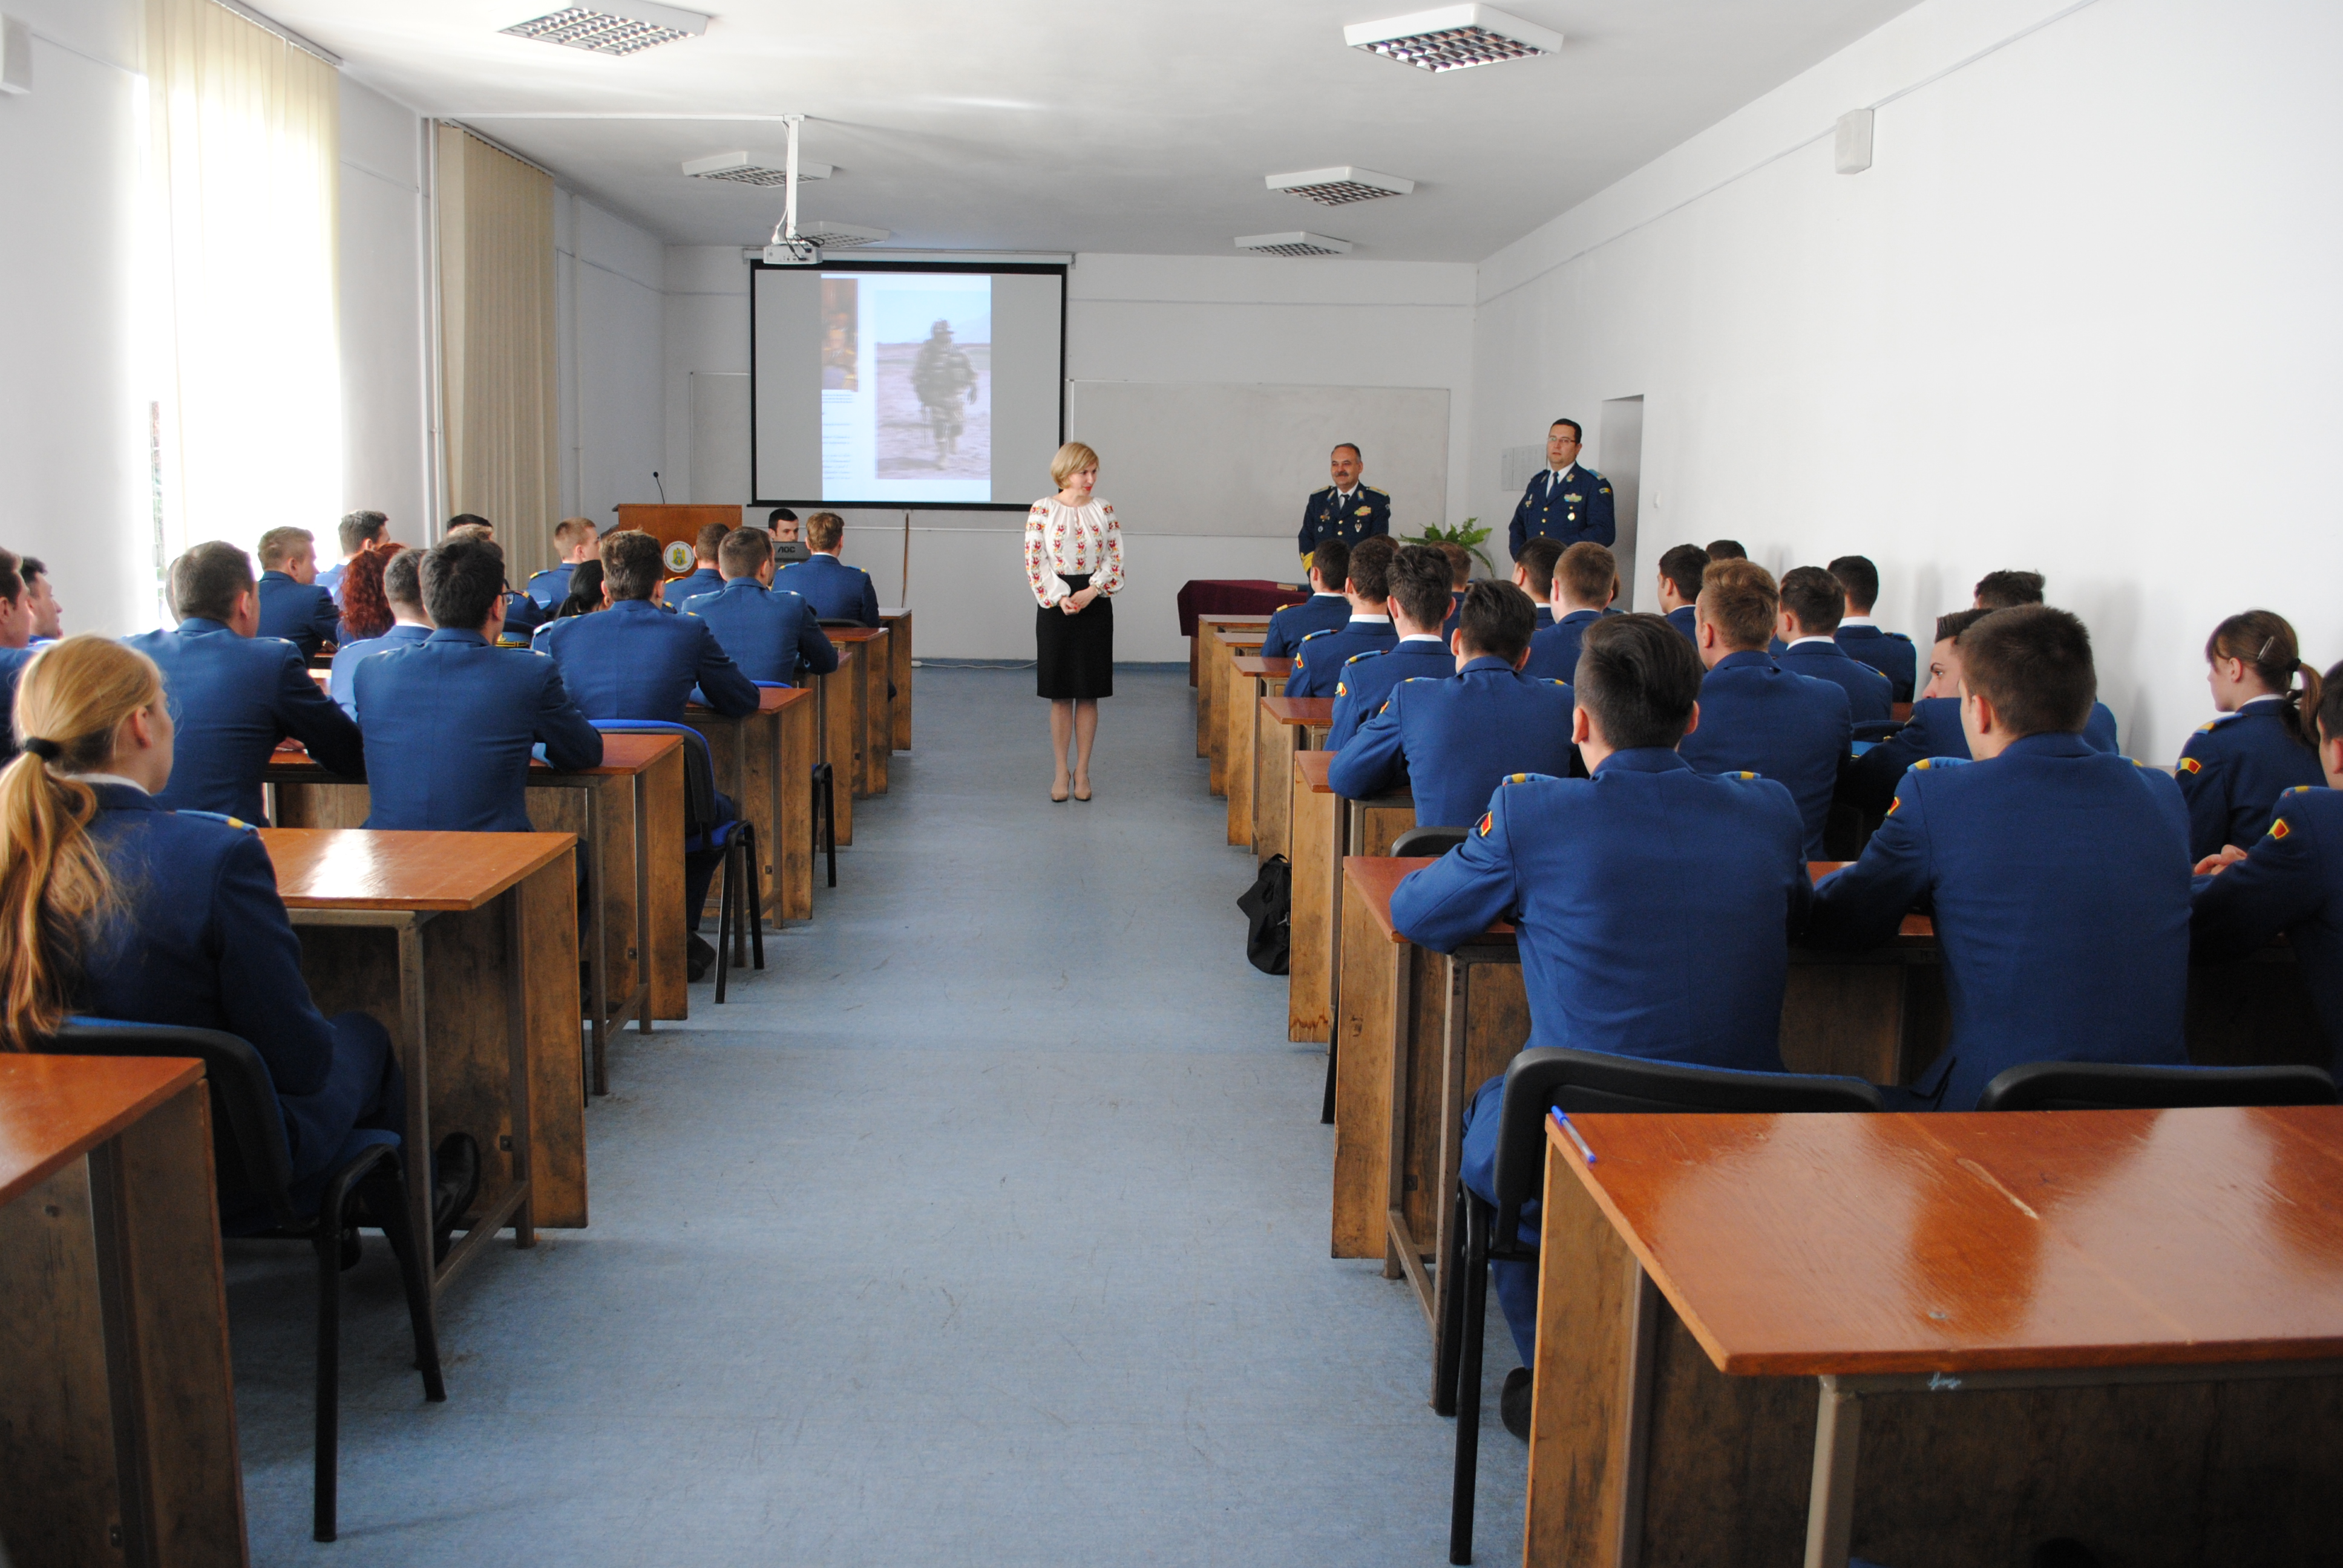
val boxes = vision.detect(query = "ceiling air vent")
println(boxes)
[795,221,890,249]
[1236,232,1353,258]
[1343,5,1562,72]
[681,151,834,186]
[501,2,709,56]
[1265,166,1413,206]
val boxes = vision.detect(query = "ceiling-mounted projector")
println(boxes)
[762,239,822,266]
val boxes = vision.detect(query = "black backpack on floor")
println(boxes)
[1237,855,1291,975]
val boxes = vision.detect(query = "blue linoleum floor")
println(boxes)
[224,664,1526,1566]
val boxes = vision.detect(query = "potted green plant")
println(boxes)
[1398,518,1496,577]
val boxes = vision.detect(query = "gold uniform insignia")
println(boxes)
[1886,796,1902,816]
[2178,756,2203,774]
[1335,682,1346,696]
[2271,818,2293,840]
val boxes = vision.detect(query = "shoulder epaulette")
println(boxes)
[1885,631,1913,644]
[1911,756,1971,771]
[174,809,255,832]
[1362,484,1389,497]
[2283,784,2318,797]
[1500,771,1560,786]
[1542,679,1568,688]
[1726,770,1761,781]
[1296,628,1335,642]
[1343,648,1385,665]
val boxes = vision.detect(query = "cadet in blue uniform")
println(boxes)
[1283,536,1400,700]
[2175,610,2327,859]
[2192,674,2343,1065]
[1522,541,1616,682]
[1654,543,1708,645]
[1259,538,1352,659]
[319,509,388,607]
[1296,443,1391,566]
[355,539,602,832]
[1827,554,1917,700]
[1775,566,1893,722]
[0,547,37,764]
[1677,560,1850,860]
[674,521,730,606]
[1510,538,1563,629]
[439,521,545,638]
[1973,569,2045,609]
[1810,606,2192,1110]
[327,549,433,717]
[674,528,840,685]
[1325,545,1457,748]
[1506,417,1614,560]
[0,636,452,1233]
[1328,581,1576,826]
[1391,612,1809,1385]
[536,531,759,977]
[526,516,601,609]
[773,512,881,627]
[254,525,341,658]
[125,541,365,821]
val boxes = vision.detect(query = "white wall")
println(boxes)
[1471,0,2343,763]
[662,248,1476,660]
[338,76,431,548]
[559,192,666,542]
[0,0,152,635]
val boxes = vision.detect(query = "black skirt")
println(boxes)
[1037,573,1113,699]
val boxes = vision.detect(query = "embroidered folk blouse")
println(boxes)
[1024,497,1126,607]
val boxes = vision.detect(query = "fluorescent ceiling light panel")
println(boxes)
[1265,166,1413,206]
[1236,232,1353,257]
[1343,4,1562,71]
[793,221,890,248]
[682,151,833,185]
[502,2,710,56]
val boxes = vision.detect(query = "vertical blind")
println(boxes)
[436,126,559,577]
[146,0,341,562]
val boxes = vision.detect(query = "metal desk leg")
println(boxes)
[1803,1376,1863,1568]
[503,891,537,1250]
[632,768,654,1034]
[585,783,611,1098]
[395,918,437,1344]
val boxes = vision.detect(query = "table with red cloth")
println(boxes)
[1175,579,1311,638]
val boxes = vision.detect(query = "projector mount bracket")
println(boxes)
[763,115,822,266]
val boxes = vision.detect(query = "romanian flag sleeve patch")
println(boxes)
[1476,812,1494,837]
[2179,756,2203,774]
[2271,818,2292,841]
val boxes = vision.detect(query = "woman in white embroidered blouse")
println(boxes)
[1026,441,1123,802]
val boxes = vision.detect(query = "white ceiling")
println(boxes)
[269,0,1922,262]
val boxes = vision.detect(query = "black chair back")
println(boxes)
[1978,1060,2339,1112]
[1391,825,1468,858]
[592,720,720,837]
[1851,719,1906,742]
[47,1022,301,1233]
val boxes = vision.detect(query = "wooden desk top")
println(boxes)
[1232,656,1291,678]
[1224,636,1268,652]
[1265,697,1334,728]
[1345,857,1935,946]
[259,828,574,911]
[687,685,798,717]
[1297,750,1336,793]
[825,627,888,645]
[1554,1104,2343,1377]
[1892,701,1913,721]
[270,731,682,780]
[1200,615,1276,628]
[0,1054,206,1206]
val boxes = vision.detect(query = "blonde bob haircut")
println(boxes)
[1050,442,1100,489]
[1,636,166,1049]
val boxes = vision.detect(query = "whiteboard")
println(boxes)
[1064,382,1449,539]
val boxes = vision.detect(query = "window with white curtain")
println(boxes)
[145,0,339,567]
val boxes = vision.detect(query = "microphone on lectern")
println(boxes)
[652,471,667,503]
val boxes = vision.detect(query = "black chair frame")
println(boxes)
[1977,1059,2338,1112]
[594,721,767,1003]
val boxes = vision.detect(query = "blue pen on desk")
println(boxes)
[1552,1109,1596,1165]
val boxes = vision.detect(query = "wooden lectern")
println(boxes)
[615,505,743,583]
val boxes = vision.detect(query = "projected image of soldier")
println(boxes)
[912,319,979,465]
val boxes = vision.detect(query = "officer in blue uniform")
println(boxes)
[2194,760,2343,1067]
[318,511,389,607]
[1776,566,1893,722]
[0,546,39,764]
[328,549,433,717]
[773,514,881,626]
[1826,554,1916,700]
[527,517,602,609]
[2175,616,2327,859]
[675,521,730,606]
[1677,561,1850,860]
[675,528,841,686]
[1391,612,1808,1379]
[1509,538,1564,629]
[355,540,603,832]
[1507,418,1614,561]
[1522,542,1616,682]
[255,526,342,658]
[1325,546,1457,748]
[1810,606,2192,1110]
[125,541,366,822]
[1328,581,1576,826]
[1282,537,1399,701]
[1297,443,1391,566]
[1259,538,1353,659]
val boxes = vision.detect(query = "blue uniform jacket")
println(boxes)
[1835,622,1917,702]
[1326,637,1452,749]
[1665,605,1698,644]
[527,563,578,609]
[1391,753,1808,1069]
[773,554,880,627]
[80,785,362,1182]
[354,630,603,831]
[124,618,366,822]
[1533,604,1554,629]
[1298,485,1391,558]
[532,596,759,723]
[317,560,347,604]
[1507,464,1615,560]
[2175,697,2325,858]
[1327,656,1577,828]
[1809,733,2192,1109]
[675,567,726,604]
[328,622,431,717]
[1285,618,1397,699]
[2191,785,2343,1066]
[1778,638,1894,723]
[1259,593,1351,659]
[0,645,34,764]
[1441,590,1467,642]
[1676,649,1851,860]
[676,580,840,685]
[501,591,546,636]
[256,570,340,658]
[1522,607,1602,682]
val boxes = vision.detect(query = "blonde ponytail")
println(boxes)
[1,637,164,1050]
